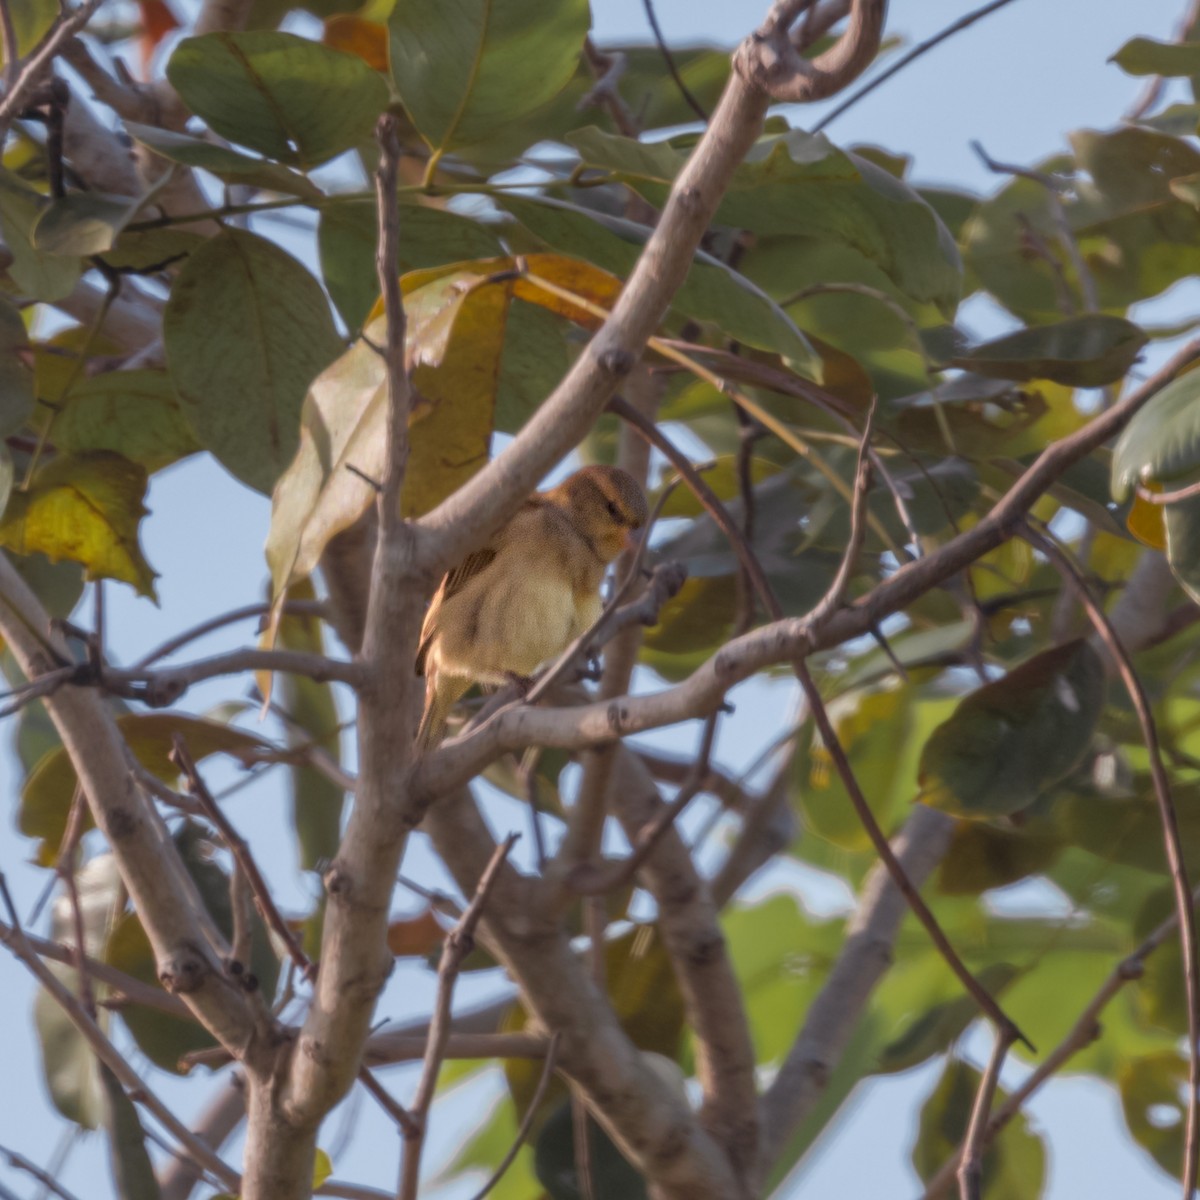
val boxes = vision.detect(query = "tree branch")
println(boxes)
[957,1028,1016,1200]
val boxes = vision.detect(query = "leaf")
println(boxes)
[1163,491,1200,603]
[313,1149,333,1189]
[535,1101,648,1200]
[164,228,343,494]
[0,451,158,597]
[322,13,388,69]
[31,192,144,257]
[106,823,281,1072]
[918,640,1106,818]
[276,576,345,872]
[0,166,82,301]
[126,122,323,199]
[1112,37,1200,77]
[166,31,389,169]
[47,369,200,473]
[500,194,820,374]
[99,1065,162,1200]
[1111,363,1200,499]
[877,964,1020,1074]
[34,855,124,1129]
[386,908,445,957]
[265,262,514,620]
[1119,1052,1190,1179]
[8,0,56,54]
[797,686,913,851]
[912,1058,1046,1198]
[1126,487,1168,550]
[569,126,962,315]
[21,713,271,865]
[950,315,1147,387]
[0,444,11,518]
[937,821,1064,895]
[317,198,503,332]
[0,295,34,437]
[388,0,590,161]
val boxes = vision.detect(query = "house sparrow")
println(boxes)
[415,465,649,748]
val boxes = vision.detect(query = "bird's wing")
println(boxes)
[414,543,499,676]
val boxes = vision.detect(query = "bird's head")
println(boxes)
[552,465,649,563]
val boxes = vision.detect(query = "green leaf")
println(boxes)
[0,295,34,437]
[569,126,962,315]
[937,821,1064,895]
[950,315,1147,387]
[535,1101,648,1200]
[34,855,124,1128]
[1111,37,1200,77]
[877,964,1020,1074]
[21,713,271,866]
[31,192,144,257]
[316,198,503,333]
[276,577,345,872]
[47,369,200,473]
[1111,364,1200,499]
[0,166,82,301]
[389,0,590,161]
[500,194,820,374]
[8,0,55,54]
[0,450,158,597]
[912,1058,1046,1198]
[126,121,324,199]
[495,298,570,434]
[1163,491,1200,603]
[98,1065,162,1200]
[167,32,389,170]
[0,444,11,518]
[164,228,343,494]
[106,824,281,1072]
[918,640,1105,818]
[1120,1052,1190,1179]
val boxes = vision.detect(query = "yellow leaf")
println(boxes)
[1127,485,1167,549]
[312,1148,333,1189]
[323,14,388,71]
[0,451,157,597]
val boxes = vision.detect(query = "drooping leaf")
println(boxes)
[1111,363,1200,499]
[276,576,345,872]
[912,1058,1046,1198]
[388,0,590,162]
[126,122,324,199]
[950,315,1147,387]
[166,31,389,169]
[164,228,343,494]
[34,855,124,1129]
[0,451,158,597]
[98,1065,162,1200]
[569,126,962,315]
[918,640,1105,818]
[45,369,200,473]
[21,713,271,865]
[0,294,34,437]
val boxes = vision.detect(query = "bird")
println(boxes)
[415,465,649,749]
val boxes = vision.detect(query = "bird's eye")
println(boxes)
[605,500,620,520]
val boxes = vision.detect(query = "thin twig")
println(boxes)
[0,0,105,135]
[0,877,242,1192]
[642,0,710,122]
[171,736,315,985]
[467,1033,561,1200]
[1023,525,1200,1196]
[957,1028,1016,1200]
[581,39,639,137]
[398,835,519,1200]
[0,1144,82,1200]
[134,600,327,668]
[1138,477,1200,506]
[813,0,1024,132]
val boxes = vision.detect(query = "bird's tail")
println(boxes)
[415,675,470,750]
